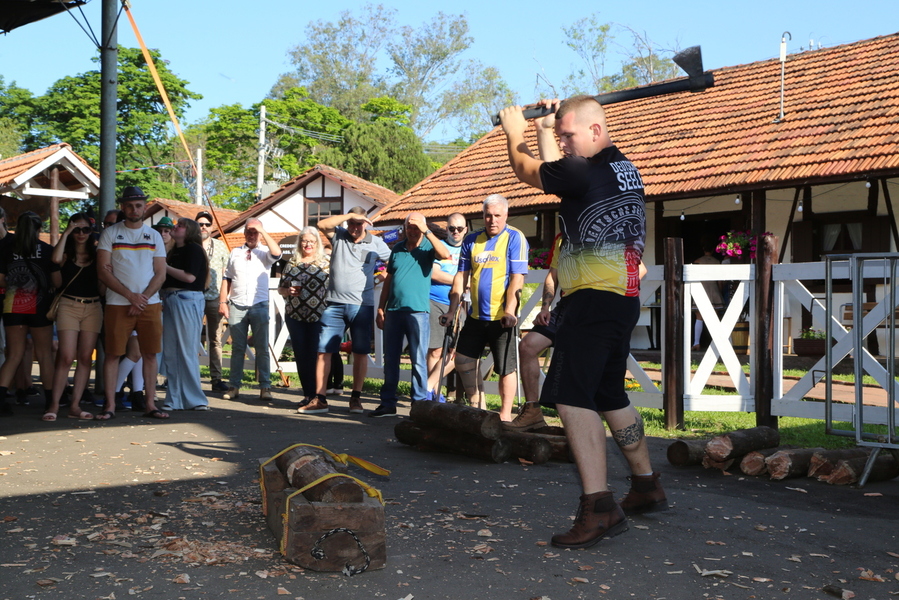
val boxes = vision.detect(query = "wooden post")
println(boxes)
[754,234,777,429]
[663,237,684,430]
[49,166,60,245]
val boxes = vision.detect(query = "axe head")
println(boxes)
[673,45,704,78]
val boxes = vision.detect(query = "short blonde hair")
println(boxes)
[289,227,325,265]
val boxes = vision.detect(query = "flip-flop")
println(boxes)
[41,412,57,422]
[68,411,94,420]
[94,410,116,421]
[143,409,170,419]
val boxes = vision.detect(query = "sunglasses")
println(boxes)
[71,226,92,235]
[447,226,466,233]
[198,222,212,227]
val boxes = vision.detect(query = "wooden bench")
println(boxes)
[840,302,899,329]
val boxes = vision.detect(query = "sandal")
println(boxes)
[68,411,94,420]
[143,409,169,419]
[94,410,116,421]
[41,412,57,422]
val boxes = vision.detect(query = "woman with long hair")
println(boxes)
[278,227,330,413]
[46,213,105,420]
[0,212,61,418]
[160,218,209,410]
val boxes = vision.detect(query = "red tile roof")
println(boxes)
[231,164,400,230]
[146,198,240,231]
[0,143,99,197]
[377,33,899,223]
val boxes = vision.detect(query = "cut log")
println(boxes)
[739,447,788,476]
[701,455,734,472]
[409,400,503,440]
[825,453,899,485]
[499,431,552,465]
[809,448,872,480]
[274,447,362,503]
[395,421,511,463]
[705,426,780,461]
[527,430,573,463]
[667,439,710,467]
[765,447,826,480]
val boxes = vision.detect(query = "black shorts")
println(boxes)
[540,289,639,412]
[529,296,569,345]
[455,316,518,376]
[3,311,53,328]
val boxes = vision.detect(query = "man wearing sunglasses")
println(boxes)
[196,211,230,392]
[424,213,466,399]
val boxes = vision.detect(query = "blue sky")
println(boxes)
[1,0,896,141]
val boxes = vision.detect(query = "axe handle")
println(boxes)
[490,72,715,126]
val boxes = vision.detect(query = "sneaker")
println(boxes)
[368,403,398,418]
[115,391,131,411]
[619,472,668,516]
[348,396,364,414]
[326,388,343,396]
[259,388,273,401]
[211,380,229,393]
[297,396,328,414]
[225,387,240,400]
[296,397,312,409]
[502,402,547,432]
[15,390,28,405]
[128,391,146,412]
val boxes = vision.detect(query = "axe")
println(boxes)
[491,45,714,126]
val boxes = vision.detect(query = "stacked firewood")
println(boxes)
[667,426,899,485]
[394,401,572,465]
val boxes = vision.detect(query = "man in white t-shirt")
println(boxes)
[96,186,168,420]
[219,218,282,401]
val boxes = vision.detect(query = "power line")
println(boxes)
[262,117,343,143]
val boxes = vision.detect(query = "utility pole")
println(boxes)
[99,0,118,215]
[195,147,203,205]
[256,104,266,202]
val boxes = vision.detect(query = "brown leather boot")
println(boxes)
[551,491,628,549]
[502,402,547,432]
[619,472,668,515]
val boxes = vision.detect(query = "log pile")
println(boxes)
[394,401,572,464]
[667,428,899,486]
[259,447,386,573]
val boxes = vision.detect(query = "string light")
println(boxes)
[735,194,741,205]
[680,211,685,221]
[797,199,803,213]
[866,181,872,188]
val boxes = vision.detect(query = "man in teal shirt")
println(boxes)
[372,212,450,417]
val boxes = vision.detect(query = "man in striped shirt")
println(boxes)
[441,194,529,422]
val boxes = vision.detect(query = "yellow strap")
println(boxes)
[279,473,384,555]
[259,444,390,515]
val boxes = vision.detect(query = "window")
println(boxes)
[306,198,342,227]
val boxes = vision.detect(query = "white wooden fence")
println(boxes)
[203,262,898,425]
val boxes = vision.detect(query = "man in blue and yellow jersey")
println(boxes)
[441,194,528,423]
[499,96,666,550]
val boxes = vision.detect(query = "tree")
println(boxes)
[273,4,514,140]
[199,88,350,210]
[27,46,202,200]
[316,120,433,194]
[0,76,35,158]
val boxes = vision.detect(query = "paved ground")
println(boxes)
[1,384,898,600]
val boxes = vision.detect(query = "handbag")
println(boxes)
[46,265,85,321]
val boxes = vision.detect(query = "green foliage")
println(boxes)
[361,97,413,126]
[273,5,515,139]
[0,76,34,157]
[316,120,433,193]
[26,46,200,200]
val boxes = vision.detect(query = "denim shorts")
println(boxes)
[317,303,374,354]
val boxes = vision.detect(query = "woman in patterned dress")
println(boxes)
[278,227,330,410]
